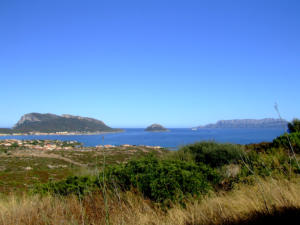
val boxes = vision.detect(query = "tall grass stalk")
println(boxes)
[101,136,110,225]
[239,152,270,213]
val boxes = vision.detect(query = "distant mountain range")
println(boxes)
[195,118,288,129]
[0,113,121,134]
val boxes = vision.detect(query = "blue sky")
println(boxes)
[0,0,299,128]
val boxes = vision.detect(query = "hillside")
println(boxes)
[196,118,287,129]
[0,113,121,134]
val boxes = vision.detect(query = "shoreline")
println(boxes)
[0,139,164,149]
[0,129,124,136]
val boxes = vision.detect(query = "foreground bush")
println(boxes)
[105,155,220,203]
[273,132,300,153]
[177,141,244,168]
[34,175,96,197]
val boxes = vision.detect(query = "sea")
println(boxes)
[0,128,286,150]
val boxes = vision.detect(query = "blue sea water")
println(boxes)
[0,128,286,149]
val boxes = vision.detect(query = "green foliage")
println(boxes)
[34,155,220,204]
[245,142,273,152]
[105,155,219,203]
[10,142,19,148]
[178,141,244,168]
[288,119,300,133]
[32,140,39,145]
[238,147,300,180]
[33,176,96,198]
[0,147,8,154]
[61,141,83,148]
[273,132,300,153]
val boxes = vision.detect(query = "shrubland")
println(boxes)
[1,130,300,224]
[32,133,300,203]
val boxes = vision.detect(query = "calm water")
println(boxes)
[0,128,285,149]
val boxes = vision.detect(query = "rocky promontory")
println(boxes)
[0,113,122,134]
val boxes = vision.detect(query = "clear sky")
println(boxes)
[0,0,299,128]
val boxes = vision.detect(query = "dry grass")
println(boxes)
[1,178,300,225]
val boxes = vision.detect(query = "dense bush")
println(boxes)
[288,119,300,133]
[273,132,300,153]
[0,147,8,154]
[105,155,220,203]
[178,141,244,168]
[245,142,273,152]
[11,142,19,148]
[34,176,96,197]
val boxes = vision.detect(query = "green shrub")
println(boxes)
[288,119,300,133]
[273,132,300,153]
[34,155,220,204]
[10,142,19,148]
[104,155,219,203]
[32,140,39,145]
[245,142,273,152]
[178,141,244,168]
[239,148,299,178]
[34,176,96,197]
[0,147,7,154]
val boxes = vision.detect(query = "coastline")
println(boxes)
[0,129,124,136]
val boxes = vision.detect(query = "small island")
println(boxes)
[145,124,169,132]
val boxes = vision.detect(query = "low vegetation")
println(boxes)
[273,132,300,153]
[175,141,243,167]
[1,129,300,224]
[0,140,166,193]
